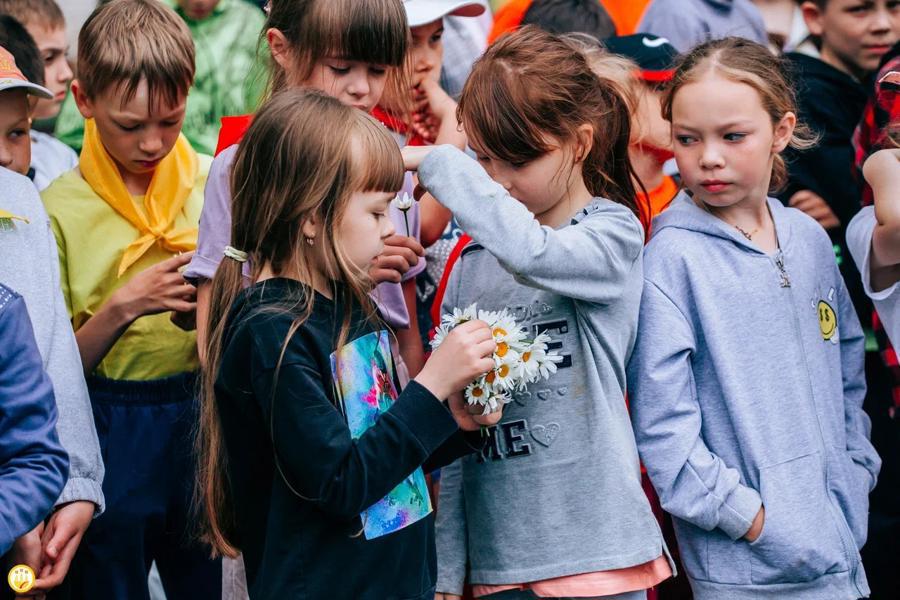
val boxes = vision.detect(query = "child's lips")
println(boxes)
[137,158,162,169]
[701,180,729,193]
[865,44,893,55]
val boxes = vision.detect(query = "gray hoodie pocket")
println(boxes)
[831,451,871,550]
[749,453,848,584]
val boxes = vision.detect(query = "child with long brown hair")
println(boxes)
[199,88,503,600]
[403,26,671,600]
[186,0,429,382]
[628,37,879,599]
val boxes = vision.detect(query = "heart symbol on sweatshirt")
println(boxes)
[530,423,560,447]
[536,389,552,401]
[514,391,531,407]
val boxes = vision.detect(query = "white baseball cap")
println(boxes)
[403,0,486,28]
[0,46,52,99]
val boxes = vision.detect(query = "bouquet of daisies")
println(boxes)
[431,304,563,415]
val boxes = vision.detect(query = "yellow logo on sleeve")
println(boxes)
[815,288,839,344]
[7,564,35,593]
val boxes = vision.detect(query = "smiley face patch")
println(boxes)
[813,288,839,344]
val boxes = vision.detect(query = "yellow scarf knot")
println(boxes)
[80,118,199,277]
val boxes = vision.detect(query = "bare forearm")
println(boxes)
[398,279,425,377]
[73,297,133,375]
[871,172,900,267]
[419,192,452,247]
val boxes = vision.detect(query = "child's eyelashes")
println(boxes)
[115,122,140,132]
[674,133,745,144]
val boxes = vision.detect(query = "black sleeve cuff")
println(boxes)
[389,380,459,456]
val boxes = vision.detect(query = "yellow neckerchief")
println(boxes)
[80,118,199,277]
[0,208,28,228]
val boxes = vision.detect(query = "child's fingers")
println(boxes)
[383,235,426,256]
[159,251,195,271]
[168,300,196,314]
[369,267,402,284]
[373,254,412,275]
[474,338,498,358]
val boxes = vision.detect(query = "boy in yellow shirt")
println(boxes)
[40,1,220,597]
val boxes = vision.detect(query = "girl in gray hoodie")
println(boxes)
[628,37,880,599]
[403,27,672,600]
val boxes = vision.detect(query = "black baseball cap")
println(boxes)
[603,34,679,83]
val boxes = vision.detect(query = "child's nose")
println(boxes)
[139,134,164,156]
[348,74,371,98]
[0,144,12,168]
[58,61,74,83]
[870,7,894,32]
[382,218,395,239]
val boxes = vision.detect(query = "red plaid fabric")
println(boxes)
[853,47,900,417]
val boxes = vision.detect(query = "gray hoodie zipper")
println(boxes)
[775,249,865,596]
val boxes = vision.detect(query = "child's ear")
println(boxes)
[574,123,594,164]
[771,111,797,154]
[266,28,293,73]
[70,80,93,120]
[301,214,319,244]
[799,1,825,37]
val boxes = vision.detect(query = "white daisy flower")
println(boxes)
[484,357,518,392]
[430,323,452,350]
[464,380,489,406]
[392,192,414,211]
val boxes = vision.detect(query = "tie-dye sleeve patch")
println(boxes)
[330,330,433,539]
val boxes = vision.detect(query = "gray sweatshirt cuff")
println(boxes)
[436,566,466,597]
[718,483,762,540]
[55,477,105,517]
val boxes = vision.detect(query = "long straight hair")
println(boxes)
[198,89,405,557]
[458,26,648,232]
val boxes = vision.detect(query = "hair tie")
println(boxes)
[223,246,248,263]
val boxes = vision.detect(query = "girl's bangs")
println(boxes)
[352,115,405,194]
[314,0,408,67]
[461,66,552,164]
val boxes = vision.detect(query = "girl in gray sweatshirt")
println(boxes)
[628,38,879,600]
[404,27,672,600]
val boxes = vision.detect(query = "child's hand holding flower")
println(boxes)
[415,319,496,403]
[369,235,424,284]
[432,304,563,416]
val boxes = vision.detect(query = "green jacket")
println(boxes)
[56,0,266,155]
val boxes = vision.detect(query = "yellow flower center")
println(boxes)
[496,342,509,357]
[472,387,484,398]
[486,372,496,384]
[522,352,531,362]
[493,327,507,338]
[498,364,510,378]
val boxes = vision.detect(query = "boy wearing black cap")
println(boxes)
[603,34,680,227]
